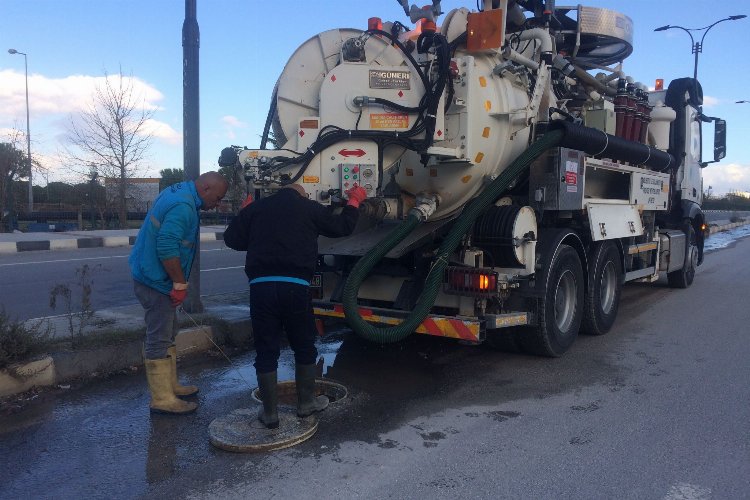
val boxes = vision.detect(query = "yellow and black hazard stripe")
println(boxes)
[313,304,481,342]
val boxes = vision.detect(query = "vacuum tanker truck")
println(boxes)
[219,0,727,356]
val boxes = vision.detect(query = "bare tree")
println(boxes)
[64,71,154,228]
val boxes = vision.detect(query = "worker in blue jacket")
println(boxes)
[130,171,228,415]
[224,183,366,428]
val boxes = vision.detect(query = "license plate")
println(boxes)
[310,273,322,288]
[310,273,323,299]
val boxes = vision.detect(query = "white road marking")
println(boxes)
[201,266,244,272]
[663,482,711,500]
[0,247,228,268]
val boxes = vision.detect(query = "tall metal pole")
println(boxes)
[8,49,33,213]
[22,53,32,214]
[182,0,203,312]
[692,41,699,81]
[655,15,747,84]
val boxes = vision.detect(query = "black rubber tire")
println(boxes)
[581,241,622,335]
[667,222,697,289]
[518,244,583,357]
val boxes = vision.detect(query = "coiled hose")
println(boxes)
[343,128,564,343]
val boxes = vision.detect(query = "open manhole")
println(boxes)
[252,379,348,406]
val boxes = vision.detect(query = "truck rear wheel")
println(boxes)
[667,222,697,289]
[519,244,583,357]
[582,241,622,335]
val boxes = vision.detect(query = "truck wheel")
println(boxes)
[582,241,622,335]
[667,223,697,289]
[519,244,583,357]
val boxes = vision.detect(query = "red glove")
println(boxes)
[240,194,253,209]
[345,185,367,208]
[170,285,188,307]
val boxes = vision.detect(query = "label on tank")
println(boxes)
[369,70,411,89]
[370,113,409,129]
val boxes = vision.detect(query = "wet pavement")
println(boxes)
[2,236,750,499]
[1,326,622,499]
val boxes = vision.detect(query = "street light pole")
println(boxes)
[8,48,33,214]
[654,15,746,83]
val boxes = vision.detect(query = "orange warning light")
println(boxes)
[466,9,504,51]
[479,275,490,290]
[655,79,664,91]
[368,17,382,31]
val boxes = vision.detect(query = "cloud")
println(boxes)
[702,163,750,195]
[0,69,182,161]
[703,95,719,107]
[221,115,247,128]
[0,70,165,118]
[221,115,247,140]
[141,119,181,145]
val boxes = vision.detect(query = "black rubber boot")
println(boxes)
[296,363,329,417]
[256,371,279,429]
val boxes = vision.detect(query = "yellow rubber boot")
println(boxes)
[145,358,198,415]
[167,346,199,397]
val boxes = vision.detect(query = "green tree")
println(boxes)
[218,164,245,212]
[159,168,184,192]
[0,136,29,232]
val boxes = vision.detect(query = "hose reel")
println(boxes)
[473,205,537,267]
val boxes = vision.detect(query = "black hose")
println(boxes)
[343,129,564,343]
[260,84,278,150]
[549,120,676,171]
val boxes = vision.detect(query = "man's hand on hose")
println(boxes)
[170,282,188,307]
[345,184,367,208]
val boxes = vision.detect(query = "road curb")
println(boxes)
[709,220,750,233]
[0,319,253,399]
[0,232,225,254]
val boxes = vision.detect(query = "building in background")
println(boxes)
[104,177,160,212]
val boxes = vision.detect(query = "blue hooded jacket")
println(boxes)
[129,181,202,294]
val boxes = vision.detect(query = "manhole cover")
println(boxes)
[251,379,348,406]
[209,406,317,453]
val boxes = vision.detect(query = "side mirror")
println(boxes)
[714,119,726,162]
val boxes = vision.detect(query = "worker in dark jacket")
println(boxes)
[224,183,366,428]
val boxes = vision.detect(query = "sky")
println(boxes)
[1,0,749,194]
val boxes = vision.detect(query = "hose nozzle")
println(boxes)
[409,193,439,221]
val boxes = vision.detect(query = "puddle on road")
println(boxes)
[0,321,623,498]
[705,224,750,251]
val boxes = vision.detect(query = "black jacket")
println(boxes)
[223,189,359,282]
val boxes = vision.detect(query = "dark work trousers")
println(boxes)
[250,281,318,374]
[133,280,178,359]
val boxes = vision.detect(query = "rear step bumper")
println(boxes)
[312,302,483,342]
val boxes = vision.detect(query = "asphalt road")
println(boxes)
[0,241,248,321]
[1,233,748,499]
[1,211,746,322]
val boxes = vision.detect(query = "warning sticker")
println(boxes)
[302,176,320,184]
[369,70,411,89]
[565,160,578,173]
[370,113,409,129]
[565,171,577,185]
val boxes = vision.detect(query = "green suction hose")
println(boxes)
[343,129,564,343]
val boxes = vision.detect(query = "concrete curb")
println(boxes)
[709,220,749,233]
[0,232,225,254]
[0,317,253,398]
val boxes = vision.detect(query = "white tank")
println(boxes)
[270,10,532,219]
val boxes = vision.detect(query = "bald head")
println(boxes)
[195,171,229,210]
[282,183,308,198]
